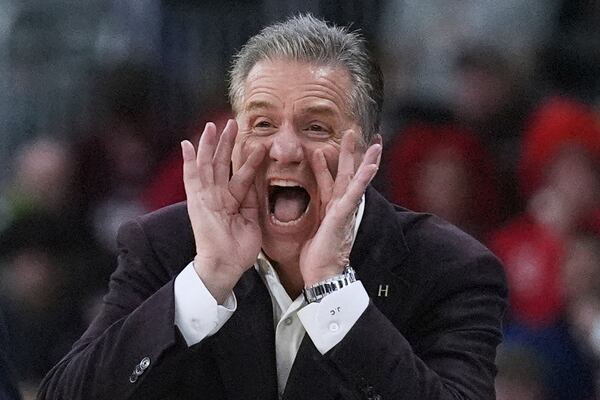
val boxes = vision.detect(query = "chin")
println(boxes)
[261,237,303,267]
[259,213,318,268]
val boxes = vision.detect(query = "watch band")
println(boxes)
[303,266,357,304]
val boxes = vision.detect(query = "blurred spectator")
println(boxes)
[490,214,565,327]
[453,46,533,144]
[539,0,600,101]
[519,96,600,209]
[142,109,231,211]
[489,95,600,399]
[0,138,111,387]
[0,307,21,400]
[496,234,600,400]
[452,45,538,217]
[378,0,558,108]
[0,138,72,230]
[502,314,596,400]
[563,234,600,364]
[383,122,502,239]
[74,63,167,253]
[490,96,600,327]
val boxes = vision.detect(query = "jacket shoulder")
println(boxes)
[117,202,195,273]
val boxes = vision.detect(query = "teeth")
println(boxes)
[270,214,303,226]
[269,179,303,188]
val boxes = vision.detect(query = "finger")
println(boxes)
[240,183,259,224]
[196,122,218,185]
[373,134,383,166]
[229,145,266,205]
[213,119,237,185]
[362,142,382,169]
[373,133,382,146]
[336,144,381,215]
[310,149,334,209]
[332,132,356,200]
[182,140,202,195]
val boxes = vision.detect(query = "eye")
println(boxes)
[252,118,277,135]
[254,120,273,128]
[255,120,272,128]
[304,122,331,138]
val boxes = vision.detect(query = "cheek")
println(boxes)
[316,145,340,177]
[232,134,269,171]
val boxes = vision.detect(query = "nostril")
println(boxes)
[270,136,303,163]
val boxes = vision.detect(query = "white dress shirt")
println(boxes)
[174,197,369,395]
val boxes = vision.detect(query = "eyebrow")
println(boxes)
[244,101,340,118]
[298,104,338,118]
[244,100,275,113]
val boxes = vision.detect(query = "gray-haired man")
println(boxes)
[39,15,506,400]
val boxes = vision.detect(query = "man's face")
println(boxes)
[232,59,362,266]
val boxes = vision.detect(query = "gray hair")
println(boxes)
[228,14,383,146]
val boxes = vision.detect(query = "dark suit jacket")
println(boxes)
[38,188,507,399]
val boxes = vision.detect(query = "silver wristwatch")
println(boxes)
[303,266,357,304]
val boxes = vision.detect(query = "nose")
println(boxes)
[268,124,303,164]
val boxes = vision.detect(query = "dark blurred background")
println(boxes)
[0,1,599,399]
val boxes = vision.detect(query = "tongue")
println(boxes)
[273,193,305,222]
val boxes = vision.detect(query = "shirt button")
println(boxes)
[140,357,151,370]
[329,322,339,332]
[134,365,144,375]
[284,317,293,326]
[192,319,202,331]
[129,373,138,383]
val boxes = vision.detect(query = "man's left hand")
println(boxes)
[299,133,381,286]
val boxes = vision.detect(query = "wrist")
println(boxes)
[193,256,243,304]
[302,265,347,287]
[303,266,357,304]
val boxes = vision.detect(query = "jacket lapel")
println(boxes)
[283,188,412,399]
[212,269,278,400]
[350,187,412,316]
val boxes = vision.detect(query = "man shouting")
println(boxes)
[39,15,506,400]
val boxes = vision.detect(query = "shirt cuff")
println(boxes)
[174,262,236,346]
[297,281,369,354]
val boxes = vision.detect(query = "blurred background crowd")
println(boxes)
[0,0,599,399]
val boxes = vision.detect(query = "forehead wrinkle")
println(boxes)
[294,92,351,122]
[295,80,349,103]
[317,69,351,92]
[243,61,353,118]
[243,88,285,112]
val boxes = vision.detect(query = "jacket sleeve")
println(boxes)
[323,254,507,400]
[37,219,199,400]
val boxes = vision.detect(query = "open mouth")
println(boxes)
[268,181,310,224]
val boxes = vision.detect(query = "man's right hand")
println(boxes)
[181,120,266,304]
